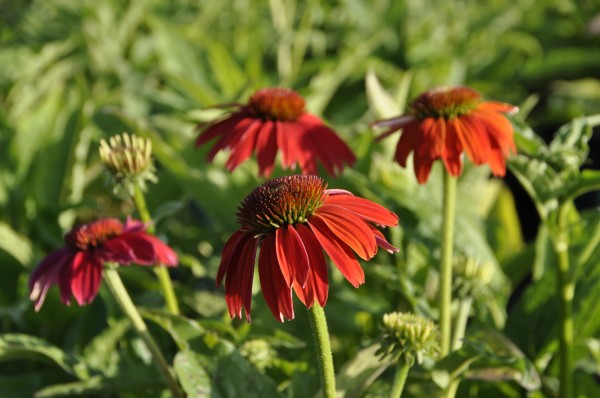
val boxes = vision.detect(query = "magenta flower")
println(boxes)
[29,218,177,311]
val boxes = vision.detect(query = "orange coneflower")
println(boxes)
[196,88,356,177]
[217,175,399,322]
[373,86,517,184]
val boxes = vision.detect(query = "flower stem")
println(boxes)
[440,171,457,357]
[553,205,574,398]
[308,303,336,398]
[133,185,180,315]
[390,362,410,398]
[103,268,183,398]
[446,297,472,398]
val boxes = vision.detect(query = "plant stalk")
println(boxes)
[308,303,336,398]
[440,172,457,356]
[103,267,183,398]
[390,362,410,398]
[553,205,574,398]
[446,297,473,398]
[133,185,180,315]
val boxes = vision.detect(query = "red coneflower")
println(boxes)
[373,86,517,184]
[195,88,356,177]
[217,175,399,322]
[29,218,177,311]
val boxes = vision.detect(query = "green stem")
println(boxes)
[440,171,457,357]
[553,205,574,398]
[451,297,472,351]
[103,268,183,398]
[133,185,180,315]
[390,362,410,398]
[308,303,336,398]
[446,297,472,398]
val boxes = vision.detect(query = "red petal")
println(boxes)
[392,120,420,167]
[145,236,178,266]
[217,231,251,286]
[450,117,490,165]
[29,247,74,311]
[206,116,256,162]
[225,119,262,172]
[70,252,103,306]
[254,120,278,177]
[195,111,247,147]
[259,234,294,321]
[295,224,329,307]
[309,216,365,287]
[239,238,258,321]
[276,226,310,287]
[276,121,296,169]
[415,117,445,160]
[323,195,398,227]
[441,119,463,177]
[370,226,399,253]
[112,233,156,264]
[314,205,377,260]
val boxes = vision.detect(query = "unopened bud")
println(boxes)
[378,312,439,366]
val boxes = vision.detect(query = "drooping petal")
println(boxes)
[100,238,137,264]
[254,120,279,177]
[294,224,329,307]
[309,216,365,287]
[393,121,420,167]
[478,101,518,115]
[70,251,103,306]
[313,205,377,260]
[111,233,157,264]
[441,119,463,177]
[275,225,310,287]
[145,235,178,266]
[29,247,74,311]
[239,237,258,321]
[216,230,251,286]
[206,116,256,162]
[415,117,445,160]
[323,195,399,227]
[449,117,490,165]
[259,234,294,321]
[369,226,399,254]
[195,110,247,147]
[225,119,262,172]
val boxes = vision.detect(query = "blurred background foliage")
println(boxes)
[0,0,599,396]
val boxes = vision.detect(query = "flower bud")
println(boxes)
[378,312,439,366]
[453,256,494,300]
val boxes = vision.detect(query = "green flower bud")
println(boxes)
[378,312,439,366]
[239,339,276,372]
[99,133,157,195]
[453,256,494,300]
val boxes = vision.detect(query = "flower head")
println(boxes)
[373,86,517,184]
[453,256,494,300]
[29,218,177,311]
[196,88,356,177]
[99,133,157,195]
[217,175,399,322]
[378,312,440,366]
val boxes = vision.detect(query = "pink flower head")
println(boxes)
[373,86,517,184]
[195,87,356,177]
[217,175,399,322]
[29,218,177,311]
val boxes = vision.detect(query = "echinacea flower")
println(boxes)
[195,88,356,177]
[373,86,517,184]
[216,175,399,322]
[29,218,177,311]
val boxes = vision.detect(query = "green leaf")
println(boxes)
[173,350,212,397]
[0,334,84,377]
[328,344,393,398]
[0,221,32,266]
[82,319,130,373]
[214,351,282,398]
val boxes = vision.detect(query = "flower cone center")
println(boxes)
[65,218,123,250]
[410,86,481,120]
[248,88,305,122]
[236,175,326,234]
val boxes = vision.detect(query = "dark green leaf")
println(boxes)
[173,349,212,397]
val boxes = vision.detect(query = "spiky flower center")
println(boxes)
[248,88,306,122]
[65,218,123,250]
[410,86,482,120]
[236,175,326,234]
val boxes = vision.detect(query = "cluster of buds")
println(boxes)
[378,312,439,366]
[453,256,494,300]
[99,133,157,196]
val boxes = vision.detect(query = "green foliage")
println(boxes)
[1,0,599,396]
